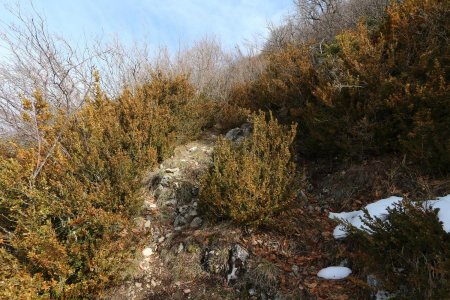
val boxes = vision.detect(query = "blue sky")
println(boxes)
[1,0,294,52]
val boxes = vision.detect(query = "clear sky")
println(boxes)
[1,0,294,52]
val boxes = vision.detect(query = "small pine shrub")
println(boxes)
[347,201,450,299]
[199,111,300,227]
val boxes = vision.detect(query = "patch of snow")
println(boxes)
[317,266,352,279]
[329,195,450,239]
[329,196,403,238]
[423,194,450,232]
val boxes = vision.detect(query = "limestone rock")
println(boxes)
[142,247,153,257]
[227,244,249,283]
[201,247,229,275]
[190,216,203,228]
[174,215,187,227]
[224,122,252,144]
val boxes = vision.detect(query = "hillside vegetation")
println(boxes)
[0,0,449,299]
[231,0,449,172]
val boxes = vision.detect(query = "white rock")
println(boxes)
[189,146,198,152]
[145,202,157,210]
[135,282,142,288]
[142,247,153,257]
[177,243,184,253]
[165,199,177,206]
[317,266,352,279]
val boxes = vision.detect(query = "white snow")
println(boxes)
[317,266,352,279]
[329,196,403,238]
[329,195,450,239]
[423,194,450,232]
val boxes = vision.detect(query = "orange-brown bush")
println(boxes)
[214,102,251,132]
[231,0,450,173]
[199,112,300,227]
[0,72,203,298]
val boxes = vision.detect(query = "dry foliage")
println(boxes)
[232,0,450,173]
[199,112,300,227]
[0,72,204,298]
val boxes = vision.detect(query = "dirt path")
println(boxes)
[105,133,238,300]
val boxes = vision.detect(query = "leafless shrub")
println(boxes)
[0,3,95,136]
[157,37,266,101]
[265,0,390,50]
[0,1,265,163]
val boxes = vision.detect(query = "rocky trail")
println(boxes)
[106,132,265,299]
[104,130,306,300]
[103,129,370,300]
[105,132,222,299]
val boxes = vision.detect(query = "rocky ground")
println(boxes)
[102,129,350,300]
[103,127,449,300]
